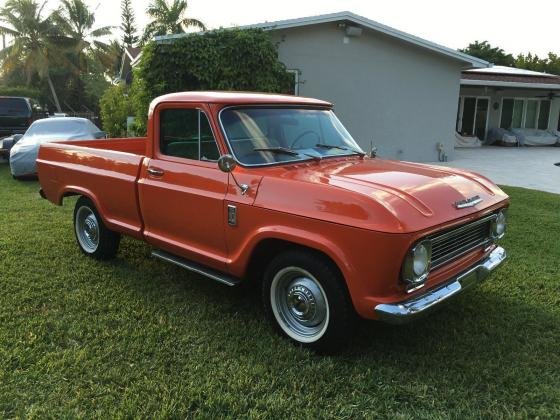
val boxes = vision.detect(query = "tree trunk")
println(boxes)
[46,73,62,113]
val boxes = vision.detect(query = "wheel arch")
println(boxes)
[244,236,349,288]
[58,187,108,225]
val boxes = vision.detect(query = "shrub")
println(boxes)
[99,84,133,138]
[0,85,41,100]
[131,28,293,134]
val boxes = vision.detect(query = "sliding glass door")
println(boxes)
[457,96,489,140]
[500,98,551,130]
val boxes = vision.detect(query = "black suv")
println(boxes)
[0,96,45,137]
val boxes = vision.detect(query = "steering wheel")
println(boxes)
[290,130,321,148]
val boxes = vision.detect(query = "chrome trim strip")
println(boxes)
[151,249,240,287]
[375,246,506,324]
[217,105,362,168]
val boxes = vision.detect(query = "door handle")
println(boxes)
[147,167,164,177]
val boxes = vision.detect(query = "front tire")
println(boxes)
[262,250,355,352]
[73,197,120,260]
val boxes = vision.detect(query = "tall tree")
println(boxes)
[121,0,138,48]
[515,52,560,75]
[142,0,205,43]
[97,39,124,78]
[0,0,63,111]
[54,0,113,73]
[459,40,516,67]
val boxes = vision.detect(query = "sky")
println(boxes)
[60,0,560,56]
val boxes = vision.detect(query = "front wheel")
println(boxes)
[262,250,355,352]
[73,196,120,260]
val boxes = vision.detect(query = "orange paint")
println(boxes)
[37,92,509,320]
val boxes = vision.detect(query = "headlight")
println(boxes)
[492,210,507,239]
[402,240,432,288]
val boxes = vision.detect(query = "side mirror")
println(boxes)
[13,134,23,144]
[217,154,249,195]
[218,154,237,173]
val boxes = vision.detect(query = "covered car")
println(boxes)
[0,134,24,160]
[9,117,105,177]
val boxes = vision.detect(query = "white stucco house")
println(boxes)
[155,11,489,162]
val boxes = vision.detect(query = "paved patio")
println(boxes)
[431,146,560,195]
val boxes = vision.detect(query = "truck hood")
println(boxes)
[253,157,509,233]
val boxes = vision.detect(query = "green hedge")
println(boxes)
[0,86,41,101]
[99,84,133,138]
[130,28,293,134]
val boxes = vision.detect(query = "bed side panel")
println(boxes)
[60,137,148,155]
[37,142,145,238]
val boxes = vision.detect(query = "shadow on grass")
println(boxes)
[106,239,556,371]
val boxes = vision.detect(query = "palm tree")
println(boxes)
[53,0,114,74]
[96,39,124,79]
[0,0,63,111]
[142,0,205,43]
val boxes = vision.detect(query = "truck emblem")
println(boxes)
[454,195,483,209]
[227,204,237,226]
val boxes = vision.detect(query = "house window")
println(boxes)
[500,98,551,130]
[287,69,300,95]
[501,99,524,128]
[525,100,538,129]
[538,100,551,129]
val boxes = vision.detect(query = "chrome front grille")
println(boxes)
[430,214,495,269]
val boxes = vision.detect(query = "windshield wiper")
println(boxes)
[254,147,322,162]
[254,146,299,156]
[315,143,366,157]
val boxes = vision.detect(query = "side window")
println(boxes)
[160,108,220,161]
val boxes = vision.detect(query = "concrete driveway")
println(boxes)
[431,146,560,195]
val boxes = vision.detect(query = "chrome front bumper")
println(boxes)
[375,246,506,324]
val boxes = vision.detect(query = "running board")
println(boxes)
[151,249,241,287]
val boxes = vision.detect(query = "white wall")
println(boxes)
[271,23,465,162]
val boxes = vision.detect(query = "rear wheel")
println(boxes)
[262,250,354,352]
[73,197,120,260]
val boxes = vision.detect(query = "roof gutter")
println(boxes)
[461,79,560,90]
[153,11,490,69]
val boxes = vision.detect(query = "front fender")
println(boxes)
[228,224,354,281]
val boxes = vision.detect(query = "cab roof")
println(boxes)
[150,91,332,108]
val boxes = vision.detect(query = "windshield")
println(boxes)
[0,98,30,116]
[220,107,364,165]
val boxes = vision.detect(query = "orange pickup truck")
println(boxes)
[37,92,508,350]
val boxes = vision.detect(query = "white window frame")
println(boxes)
[499,97,551,130]
[287,69,300,96]
[457,96,490,139]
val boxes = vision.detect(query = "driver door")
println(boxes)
[138,105,229,270]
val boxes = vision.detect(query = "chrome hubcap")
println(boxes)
[76,206,99,253]
[271,267,329,343]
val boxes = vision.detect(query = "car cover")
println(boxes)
[10,118,102,177]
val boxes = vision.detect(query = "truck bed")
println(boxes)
[61,137,148,155]
[37,137,148,238]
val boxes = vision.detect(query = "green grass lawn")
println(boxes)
[0,163,559,418]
